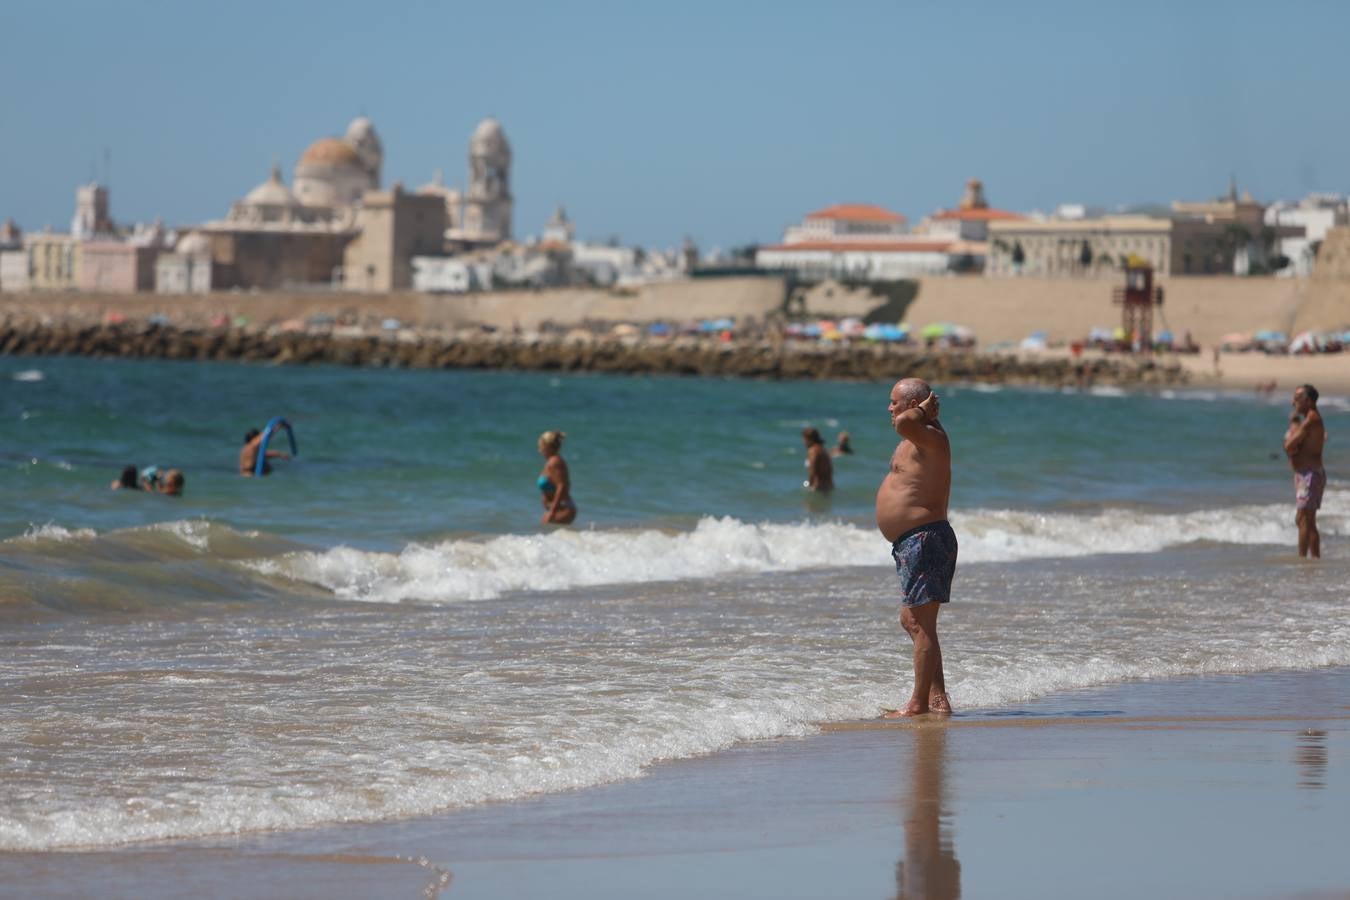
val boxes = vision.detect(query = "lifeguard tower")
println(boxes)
[1111,258,1164,351]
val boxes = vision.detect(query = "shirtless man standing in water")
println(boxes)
[1284,384,1327,559]
[876,378,956,717]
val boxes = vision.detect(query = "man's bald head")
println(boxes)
[894,378,932,407]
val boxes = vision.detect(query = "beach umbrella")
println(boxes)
[803,323,823,338]
[1112,326,1127,341]
[1253,329,1286,344]
[1218,331,1250,346]
[1020,334,1047,351]
[1156,330,1174,344]
[880,324,907,341]
[647,322,670,336]
[1088,327,1113,342]
[920,322,956,339]
[709,317,735,332]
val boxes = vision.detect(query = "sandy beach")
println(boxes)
[3,666,1345,899]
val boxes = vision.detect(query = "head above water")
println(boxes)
[161,469,185,496]
[801,427,823,446]
[117,465,139,489]
[835,431,853,452]
[1293,384,1319,412]
[244,428,261,445]
[538,430,566,455]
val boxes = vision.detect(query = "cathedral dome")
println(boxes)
[299,137,361,167]
[295,132,374,208]
[244,164,299,207]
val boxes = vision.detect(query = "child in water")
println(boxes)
[138,466,186,496]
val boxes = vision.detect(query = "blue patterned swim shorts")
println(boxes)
[891,520,958,608]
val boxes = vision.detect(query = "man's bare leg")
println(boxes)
[886,602,944,718]
[1308,509,1321,559]
[928,639,952,714]
[1297,510,1310,558]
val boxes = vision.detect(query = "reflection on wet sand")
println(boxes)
[895,724,960,900]
[1296,729,1328,790]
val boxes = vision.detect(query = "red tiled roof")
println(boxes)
[803,204,907,223]
[932,208,1024,221]
[760,240,953,253]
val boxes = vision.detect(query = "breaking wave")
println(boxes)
[251,490,1349,604]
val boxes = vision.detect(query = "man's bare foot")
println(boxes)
[880,701,928,719]
[929,692,953,715]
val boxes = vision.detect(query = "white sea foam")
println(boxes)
[19,523,97,543]
[4,552,1347,852]
[150,519,214,551]
[12,369,44,382]
[251,491,1349,604]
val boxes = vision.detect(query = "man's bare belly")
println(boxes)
[876,482,947,543]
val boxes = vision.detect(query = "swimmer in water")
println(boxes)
[111,465,141,490]
[158,469,185,496]
[802,427,834,492]
[831,430,854,458]
[137,466,184,495]
[537,430,577,525]
[239,426,290,477]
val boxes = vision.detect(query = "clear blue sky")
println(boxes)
[2,0,1346,249]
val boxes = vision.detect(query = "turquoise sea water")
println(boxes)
[2,357,1348,851]
[1,357,1330,542]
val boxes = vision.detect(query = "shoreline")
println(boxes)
[4,665,1346,898]
[1013,345,1350,394]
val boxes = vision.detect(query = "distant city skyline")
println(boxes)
[2,0,1348,249]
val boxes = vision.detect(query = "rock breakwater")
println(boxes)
[0,321,1187,386]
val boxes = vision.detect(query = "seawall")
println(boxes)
[0,320,1186,386]
[5,274,1346,349]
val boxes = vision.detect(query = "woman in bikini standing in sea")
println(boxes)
[536,430,577,525]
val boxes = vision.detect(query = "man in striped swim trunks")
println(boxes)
[876,378,956,718]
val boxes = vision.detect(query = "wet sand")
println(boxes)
[4,666,1346,899]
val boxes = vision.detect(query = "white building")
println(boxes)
[411,256,492,293]
[782,203,908,244]
[155,232,213,294]
[757,240,953,280]
[571,242,639,285]
[1265,194,1347,277]
[0,219,22,291]
[757,203,953,280]
[0,249,28,291]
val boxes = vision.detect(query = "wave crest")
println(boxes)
[251,491,1347,604]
